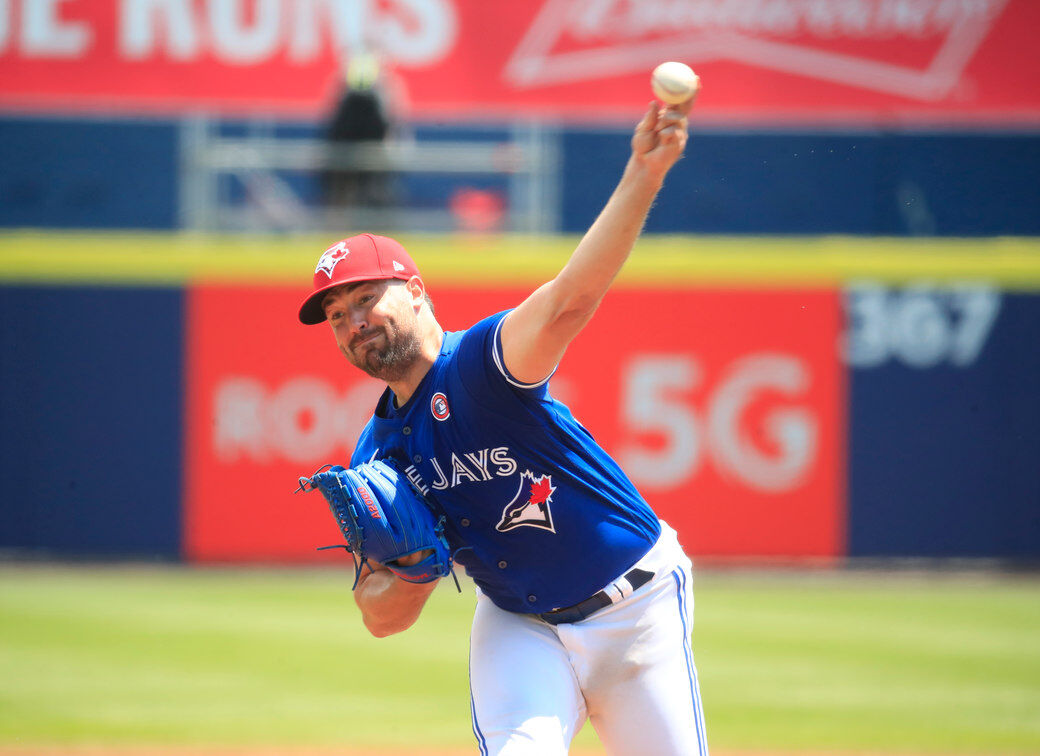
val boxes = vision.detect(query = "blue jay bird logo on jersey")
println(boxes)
[496,471,556,533]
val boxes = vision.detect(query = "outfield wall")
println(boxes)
[2,115,1040,235]
[1,234,1037,562]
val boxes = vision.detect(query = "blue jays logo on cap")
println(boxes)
[315,241,350,278]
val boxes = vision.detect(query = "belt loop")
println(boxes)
[602,582,625,604]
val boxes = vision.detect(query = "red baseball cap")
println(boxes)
[298,233,421,325]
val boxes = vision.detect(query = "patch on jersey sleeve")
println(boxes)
[496,470,556,533]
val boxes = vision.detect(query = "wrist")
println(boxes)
[624,154,669,187]
[619,157,668,201]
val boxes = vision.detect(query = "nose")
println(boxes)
[347,310,371,344]
[350,308,368,332]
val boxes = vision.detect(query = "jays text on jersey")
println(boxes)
[350,309,662,614]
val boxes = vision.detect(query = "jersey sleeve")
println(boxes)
[452,309,556,406]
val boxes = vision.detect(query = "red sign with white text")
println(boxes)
[2,0,1038,122]
[184,283,844,562]
[559,288,845,557]
[183,283,526,562]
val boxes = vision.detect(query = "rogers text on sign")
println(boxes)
[0,0,458,64]
[212,375,383,464]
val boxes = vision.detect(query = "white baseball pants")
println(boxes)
[468,523,708,755]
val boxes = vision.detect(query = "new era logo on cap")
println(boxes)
[298,233,422,325]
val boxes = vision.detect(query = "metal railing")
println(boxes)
[179,117,560,234]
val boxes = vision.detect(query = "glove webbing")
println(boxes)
[298,466,461,591]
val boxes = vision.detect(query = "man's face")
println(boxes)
[322,279,423,382]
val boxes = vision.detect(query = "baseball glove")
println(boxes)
[296,459,455,589]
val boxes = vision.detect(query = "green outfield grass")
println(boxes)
[1,566,1038,754]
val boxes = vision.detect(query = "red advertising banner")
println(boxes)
[2,0,1038,122]
[185,283,844,562]
[184,283,528,562]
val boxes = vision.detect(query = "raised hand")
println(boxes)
[630,85,699,176]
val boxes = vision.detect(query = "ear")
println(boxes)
[405,276,426,311]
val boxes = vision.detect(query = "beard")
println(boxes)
[342,321,423,383]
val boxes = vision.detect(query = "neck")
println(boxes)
[387,319,444,407]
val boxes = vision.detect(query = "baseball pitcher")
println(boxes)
[297,93,706,755]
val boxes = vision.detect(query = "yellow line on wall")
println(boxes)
[2,232,1039,289]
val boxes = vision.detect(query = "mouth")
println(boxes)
[351,330,383,352]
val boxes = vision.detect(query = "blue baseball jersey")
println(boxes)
[351,310,661,614]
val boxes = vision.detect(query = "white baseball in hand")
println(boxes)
[651,62,700,105]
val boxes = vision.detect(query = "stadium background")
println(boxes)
[1,1,1039,753]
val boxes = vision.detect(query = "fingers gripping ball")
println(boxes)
[299,459,454,588]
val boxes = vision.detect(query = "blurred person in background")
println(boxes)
[321,45,410,210]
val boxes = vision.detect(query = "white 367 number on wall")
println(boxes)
[844,283,1001,369]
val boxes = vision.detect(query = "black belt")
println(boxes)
[538,567,655,625]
